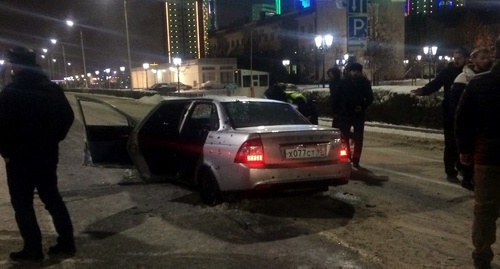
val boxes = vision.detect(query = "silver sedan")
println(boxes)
[75,95,351,205]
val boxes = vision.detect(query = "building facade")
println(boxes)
[164,0,212,62]
[208,0,406,83]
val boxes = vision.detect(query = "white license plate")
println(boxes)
[285,146,326,159]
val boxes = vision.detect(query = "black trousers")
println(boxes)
[6,154,74,250]
[444,127,466,177]
[340,117,365,164]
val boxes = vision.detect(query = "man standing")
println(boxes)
[339,63,373,168]
[455,36,500,269]
[411,47,470,181]
[449,48,493,191]
[0,47,76,261]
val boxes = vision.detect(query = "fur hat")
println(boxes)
[8,46,37,66]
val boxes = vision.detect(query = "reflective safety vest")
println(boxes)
[285,90,307,105]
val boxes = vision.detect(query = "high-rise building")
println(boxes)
[406,0,466,15]
[165,0,212,62]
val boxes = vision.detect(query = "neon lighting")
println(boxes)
[276,0,281,14]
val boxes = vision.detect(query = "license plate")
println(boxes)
[285,146,326,159]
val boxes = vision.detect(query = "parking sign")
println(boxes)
[348,16,367,38]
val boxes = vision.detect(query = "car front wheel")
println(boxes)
[198,169,223,206]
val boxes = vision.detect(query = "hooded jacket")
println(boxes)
[448,65,476,127]
[455,60,500,165]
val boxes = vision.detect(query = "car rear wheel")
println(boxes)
[198,169,223,206]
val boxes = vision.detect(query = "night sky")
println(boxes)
[0,0,270,73]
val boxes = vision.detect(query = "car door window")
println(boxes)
[182,102,219,143]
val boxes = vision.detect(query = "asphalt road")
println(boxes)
[0,93,492,269]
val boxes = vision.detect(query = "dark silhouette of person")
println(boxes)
[411,47,470,182]
[327,66,343,128]
[449,48,493,191]
[455,35,500,269]
[338,63,373,168]
[0,46,76,261]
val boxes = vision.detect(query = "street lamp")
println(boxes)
[173,57,182,93]
[416,55,422,79]
[66,20,88,88]
[423,46,438,82]
[124,1,133,89]
[50,38,68,86]
[282,59,290,82]
[314,34,333,88]
[143,63,150,88]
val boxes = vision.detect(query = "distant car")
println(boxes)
[75,95,351,205]
[148,83,192,93]
[147,83,177,93]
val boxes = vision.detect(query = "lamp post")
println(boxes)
[142,63,150,88]
[282,59,290,82]
[104,68,111,89]
[66,20,88,88]
[120,66,126,88]
[41,51,51,79]
[416,55,422,79]
[423,46,438,82]
[50,38,69,87]
[173,57,182,93]
[124,1,133,89]
[314,34,333,88]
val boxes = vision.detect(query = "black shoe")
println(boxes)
[352,162,360,169]
[9,249,44,261]
[461,179,475,191]
[47,243,76,257]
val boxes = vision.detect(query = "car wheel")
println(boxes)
[198,169,223,206]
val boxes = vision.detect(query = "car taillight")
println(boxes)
[339,143,350,162]
[235,137,265,167]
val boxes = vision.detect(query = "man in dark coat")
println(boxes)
[339,63,373,168]
[0,46,76,261]
[455,36,500,269]
[449,48,492,191]
[411,47,470,181]
[327,66,343,128]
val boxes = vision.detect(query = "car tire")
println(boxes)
[198,169,223,206]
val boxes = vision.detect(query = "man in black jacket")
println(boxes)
[339,63,373,168]
[449,48,492,191]
[455,36,500,269]
[411,47,470,181]
[0,47,76,261]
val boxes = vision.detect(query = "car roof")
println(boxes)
[159,95,282,104]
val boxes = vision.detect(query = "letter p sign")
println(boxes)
[348,16,367,38]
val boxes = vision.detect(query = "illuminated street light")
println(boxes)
[143,63,150,88]
[314,34,333,88]
[66,19,87,88]
[173,57,182,93]
[423,46,438,82]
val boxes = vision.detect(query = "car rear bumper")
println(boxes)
[218,162,351,192]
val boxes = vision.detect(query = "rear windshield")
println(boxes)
[222,101,310,128]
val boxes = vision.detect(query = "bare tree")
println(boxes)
[366,1,402,85]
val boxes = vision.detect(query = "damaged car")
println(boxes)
[75,95,351,205]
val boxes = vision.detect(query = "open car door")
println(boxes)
[75,95,137,167]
